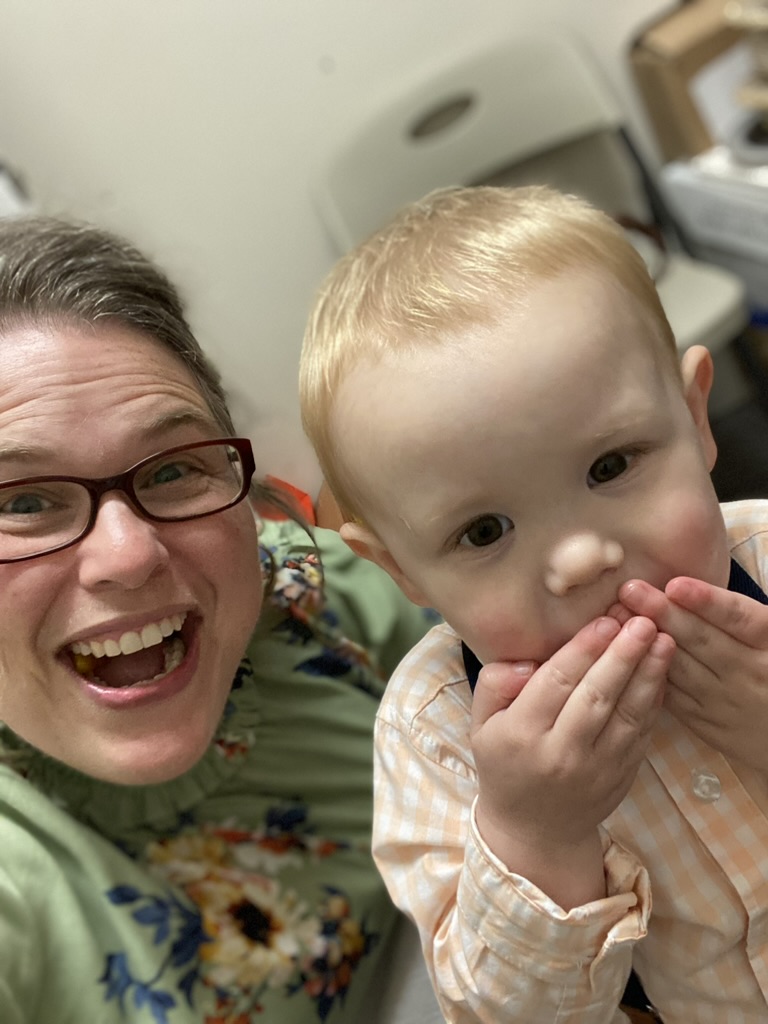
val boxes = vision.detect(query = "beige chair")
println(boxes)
[312,31,747,364]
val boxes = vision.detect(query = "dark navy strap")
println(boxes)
[463,558,768,693]
[728,557,768,606]
[461,642,483,694]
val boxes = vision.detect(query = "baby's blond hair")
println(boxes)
[300,185,677,520]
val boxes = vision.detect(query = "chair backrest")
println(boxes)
[312,30,748,358]
[314,33,645,252]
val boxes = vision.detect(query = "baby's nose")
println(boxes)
[544,532,624,597]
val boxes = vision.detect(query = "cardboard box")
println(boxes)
[630,0,750,161]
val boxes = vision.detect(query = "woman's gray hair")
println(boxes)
[0,214,313,529]
[0,214,235,434]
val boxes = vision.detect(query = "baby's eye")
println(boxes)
[588,451,630,485]
[458,514,513,548]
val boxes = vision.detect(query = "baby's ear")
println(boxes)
[340,521,431,606]
[681,344,717,470]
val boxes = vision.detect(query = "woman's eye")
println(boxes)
[149,461,189,486]
[458,514,513,549]
[0,493,50,515]
[588,451,630,485]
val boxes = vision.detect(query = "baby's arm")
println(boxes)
[373,620,669,1023]
[471,615,671,909]
[618,576,768,770]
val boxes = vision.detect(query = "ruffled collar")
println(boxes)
[0,654,261,849]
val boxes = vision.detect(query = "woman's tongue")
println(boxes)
[92,645,167,688]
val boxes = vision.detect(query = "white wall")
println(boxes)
[0,0,670,495]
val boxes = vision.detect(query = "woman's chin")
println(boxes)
[68,728,214,787]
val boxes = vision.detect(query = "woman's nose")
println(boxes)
[76,494,170,590]
[544,532,624,597]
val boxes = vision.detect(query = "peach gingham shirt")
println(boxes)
[373,501,768,1023]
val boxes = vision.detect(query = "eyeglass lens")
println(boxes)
[0,441,247,562]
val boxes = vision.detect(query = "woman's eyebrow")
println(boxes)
[140,408,222,438]
[0,410,220,468]
[0,441,52,466]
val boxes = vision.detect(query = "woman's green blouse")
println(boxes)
[0,520,436,1023]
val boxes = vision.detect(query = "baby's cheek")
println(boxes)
[655,493,729,587]
[456,600,534,666]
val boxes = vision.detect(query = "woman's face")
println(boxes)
[0,322,263,784]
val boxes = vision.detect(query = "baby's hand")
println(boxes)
[619,576,768,770]
[470,616,672,908]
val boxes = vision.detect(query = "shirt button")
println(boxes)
[692,768,721,802]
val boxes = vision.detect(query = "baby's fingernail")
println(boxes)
[626,617,655,640]
[595,617,620,639]
[650,634,674,657]
[513,661,537,677]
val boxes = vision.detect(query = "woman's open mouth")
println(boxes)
[65,613,191,688]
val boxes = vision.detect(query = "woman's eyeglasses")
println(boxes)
[0,437,256,563]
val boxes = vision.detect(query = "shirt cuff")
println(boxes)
[458,798,650,979]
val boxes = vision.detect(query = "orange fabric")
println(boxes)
[259,476,316,524]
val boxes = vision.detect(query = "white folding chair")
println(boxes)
[313,32,747,357]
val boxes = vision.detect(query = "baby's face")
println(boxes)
[333,269,731,665]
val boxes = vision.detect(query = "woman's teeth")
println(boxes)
[69,613,188,687]
[70,613,186,659]
[72,636,186,685]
